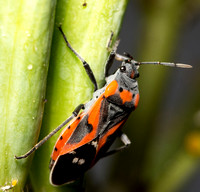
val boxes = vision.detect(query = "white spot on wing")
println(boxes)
[91,140,98,148]
[72,157,79,163]
[78,159,85,165]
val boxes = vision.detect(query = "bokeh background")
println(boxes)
[85,1,200,191]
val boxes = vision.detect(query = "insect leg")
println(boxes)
[58,26,98,91]
[105,32,134,76]
[104,32,120,77]
[101,132,131,158]
[15,104,85,159]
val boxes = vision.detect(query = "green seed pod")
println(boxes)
[0,0,56,191]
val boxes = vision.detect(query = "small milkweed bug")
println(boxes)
[15,26,192,186]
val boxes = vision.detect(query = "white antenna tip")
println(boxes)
[176,63,193,68]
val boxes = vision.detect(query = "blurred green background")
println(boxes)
[85,1,200,192]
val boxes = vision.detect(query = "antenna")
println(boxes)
[136,61,192,68]
[115,53,192,68]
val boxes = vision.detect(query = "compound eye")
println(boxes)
[120,66,126,72]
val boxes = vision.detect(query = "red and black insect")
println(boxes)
[15,27,191,186]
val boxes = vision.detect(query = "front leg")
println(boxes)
[58,26,98,91]
[104,32,120,77]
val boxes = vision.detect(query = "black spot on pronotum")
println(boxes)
[55,147,58,151]
[60,136,63,140]
[119,87,123,92]
[77,117,81,120]
[68,126,71,129]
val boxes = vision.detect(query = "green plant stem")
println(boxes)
[30,0,128,191]
[0,0,56,191]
